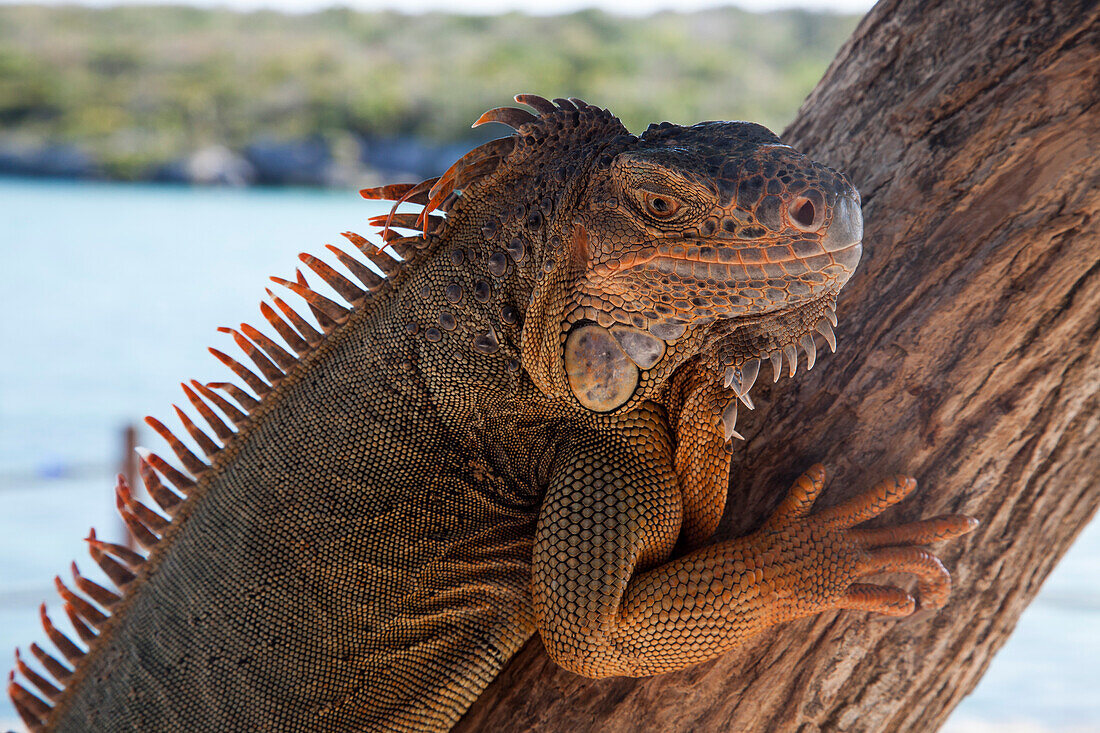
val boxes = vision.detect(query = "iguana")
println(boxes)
[7,95,977,732]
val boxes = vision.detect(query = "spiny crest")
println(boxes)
[5,142,445,733]
[361,94,623,240]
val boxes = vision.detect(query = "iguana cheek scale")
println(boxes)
[8,95,977,732]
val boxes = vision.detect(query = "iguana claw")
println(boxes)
[765,466,978,617]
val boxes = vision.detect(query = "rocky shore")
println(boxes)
[0,134,478,188]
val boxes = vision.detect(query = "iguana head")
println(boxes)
[389,96,861,425]
[553,119,862,414]
[463,99,862,420]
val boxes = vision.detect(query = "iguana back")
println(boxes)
[9,96,975,732]
[49,304,539,730]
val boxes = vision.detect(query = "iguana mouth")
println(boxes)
[591,242,862,280]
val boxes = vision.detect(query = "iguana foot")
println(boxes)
[760,465,978,619]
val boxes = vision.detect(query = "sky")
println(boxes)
[0,0,876,14]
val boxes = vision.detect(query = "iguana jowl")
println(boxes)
[8,95,977,731]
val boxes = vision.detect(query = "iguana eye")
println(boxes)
[642,192,682,219]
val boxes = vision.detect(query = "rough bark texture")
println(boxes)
[456,1,1100,731]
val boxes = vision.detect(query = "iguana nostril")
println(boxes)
[788,192,826,232]
[791,198,817,229]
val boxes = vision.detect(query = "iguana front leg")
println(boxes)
[533,421,977,678]
[666,364,739,549]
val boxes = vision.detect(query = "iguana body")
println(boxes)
[8,96,976,732]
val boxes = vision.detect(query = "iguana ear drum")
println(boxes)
[564,323,639,412]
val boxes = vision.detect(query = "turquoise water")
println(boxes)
[0,177,1096,730]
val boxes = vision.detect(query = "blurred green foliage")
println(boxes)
[0,5,859,178]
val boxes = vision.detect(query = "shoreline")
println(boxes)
[0,135,477,188]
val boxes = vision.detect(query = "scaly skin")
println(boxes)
[8,96,976,732]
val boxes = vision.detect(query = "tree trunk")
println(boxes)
[456,0,1100,730]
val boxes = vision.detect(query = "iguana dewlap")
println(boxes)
[8,95,976,732]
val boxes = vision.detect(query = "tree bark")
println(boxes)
[457,0,1100,730]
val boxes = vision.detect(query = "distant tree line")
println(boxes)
[0,5,858,184]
